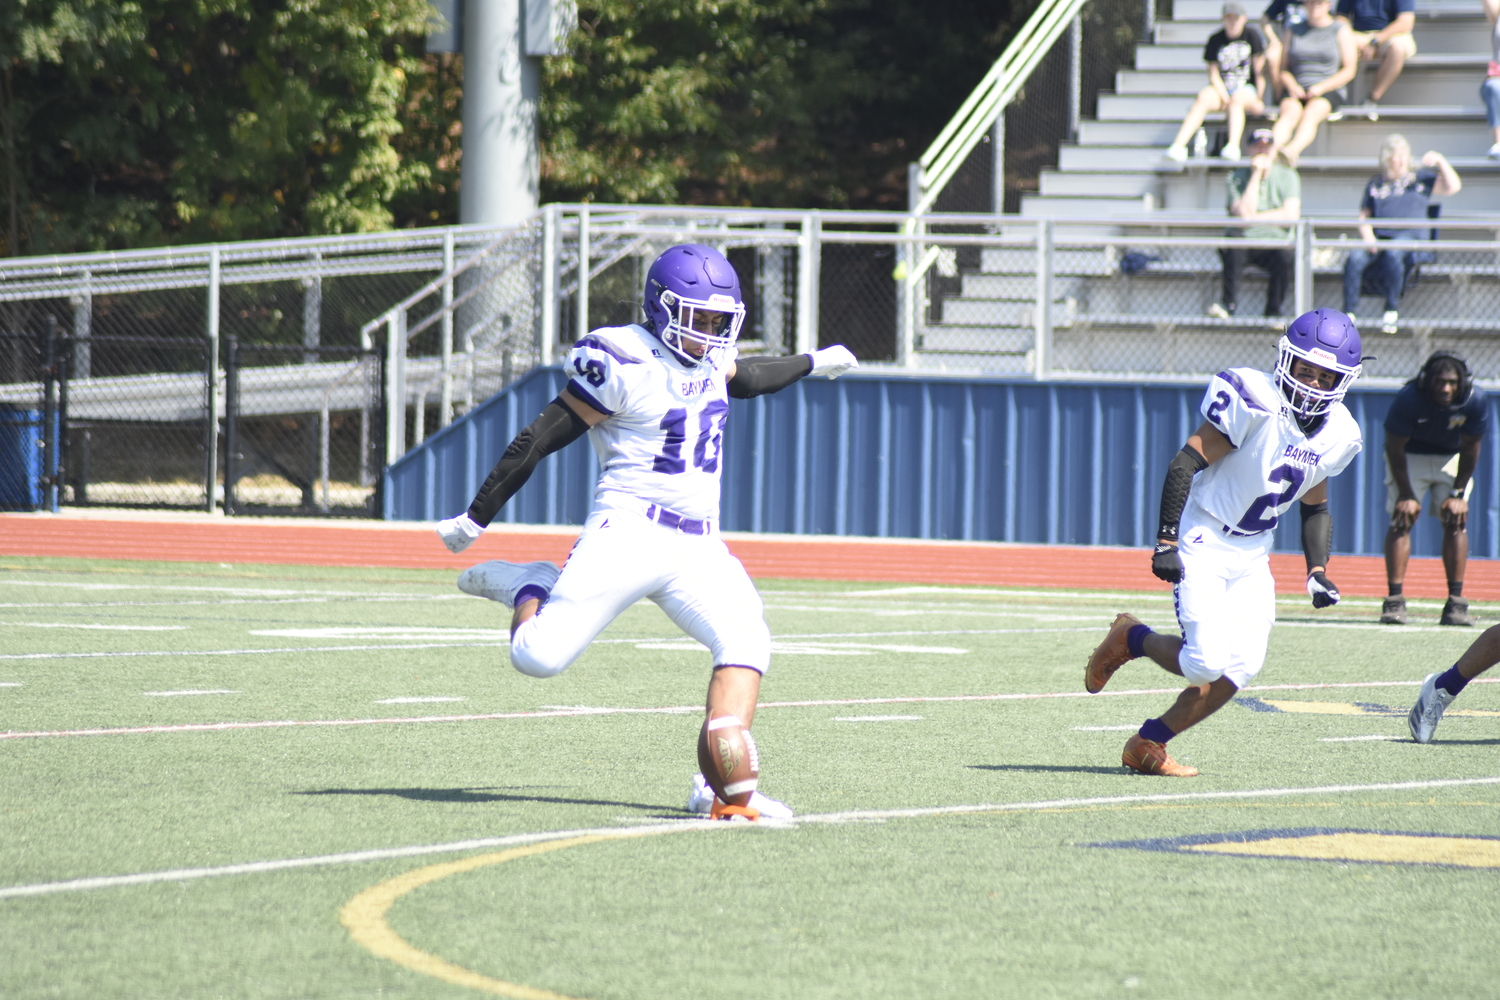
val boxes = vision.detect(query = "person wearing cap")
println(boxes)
[1165,3,1268,161]
[1209,128,1301,319]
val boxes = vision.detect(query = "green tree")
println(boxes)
[1,0,434,256]
[541,0,1026,210]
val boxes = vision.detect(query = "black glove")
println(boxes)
[1151,543,1184,583]
[1307,571,1340,609]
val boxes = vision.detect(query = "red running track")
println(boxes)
[1,511,1494,600]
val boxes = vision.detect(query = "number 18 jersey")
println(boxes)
[565,324,734,521]
[1191,368,1363,534]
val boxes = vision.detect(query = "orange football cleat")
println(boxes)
[1085,612,1144,693]
[710,801,761,822]
[1121,734,1198,777]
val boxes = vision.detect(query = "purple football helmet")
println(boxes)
[1275,308,1364,418]
[641,244,746,370]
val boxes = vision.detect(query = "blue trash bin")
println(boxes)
[0,406,43,511]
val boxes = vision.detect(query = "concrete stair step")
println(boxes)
[1172,0,1474,17]
[980,248,1115,276]
[1156,15,1490,50]
[1097,92,1486,120]
[1134,44,1212,71]
[1039,170,1160,196]
[920,328,1035,354]
[959,273,1087,297]
[1020,194,1156,216]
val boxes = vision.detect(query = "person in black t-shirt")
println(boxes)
[1343,134,1461,334]
[1381,351,1487,626]
[1165,2,1267,161]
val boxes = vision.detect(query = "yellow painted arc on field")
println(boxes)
[340,835,614,1000]
[341,824,719,999]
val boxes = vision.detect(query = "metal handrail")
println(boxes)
[911,0,1088,216]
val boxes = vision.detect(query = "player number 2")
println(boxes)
[653,401,728,474]
[1236,463,1305,532]
[1205,390,1231,426]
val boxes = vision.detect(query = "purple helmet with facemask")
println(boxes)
[641,244,746,370]
[1275,308,1363,419]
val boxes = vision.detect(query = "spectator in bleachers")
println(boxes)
[1342,134,1461,334]
[1337,0,1417,120]
[1209,128,1301,319]
[1165,3,1267,162]
[1260,0,1307,100]
[1273,0,1358,164]
[1483,0,1500,158]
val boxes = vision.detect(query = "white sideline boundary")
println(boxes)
[5,775,1499,901]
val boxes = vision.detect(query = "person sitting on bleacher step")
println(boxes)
[1342,134,1461,335]
[1272,0,1358,164]
[1336,0,1417,121]
[1165,3,1268,162]
[1209,129,1301,320]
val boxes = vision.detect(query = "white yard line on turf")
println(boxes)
[5,677,1496,741]
[0,622,186,630]
[1320,735,1404,742]
[0,581,453,598]
[143,690,239,697]
[0,596,468,610]
[833,715,924,722]
[5,775,1500,901]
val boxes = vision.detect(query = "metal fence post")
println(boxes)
[540,204,559,365]
[439,230,454,427]
[577,204,591,344]
[991,115,1006,216]
[1294,220,1313,315]
[41,315,59,513]
[1067,14,1083,142]
[901,218,922,368]
[1034,219,1054,380]
[224,335,239,515]
[205,246,221,513]
[1143,0,1155,42]
[796,211,821,354]
[385,309,407,465]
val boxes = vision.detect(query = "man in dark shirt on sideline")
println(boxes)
[1382,351,1487,626]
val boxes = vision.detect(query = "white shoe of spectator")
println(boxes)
[1164,145,1188,163]
[1363,100,1380,122]
[1207,303,1233,320]
[1326,108,1344,122]
[1219,147,1240,160]
[1488,143,1500,161]
[1382,310,1399,335]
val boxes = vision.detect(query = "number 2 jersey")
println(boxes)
[565,324,735,521]
[1190,368,1363,534]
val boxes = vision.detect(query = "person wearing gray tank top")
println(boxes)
[1483,0,1500,158]
[1271,0,1357,164]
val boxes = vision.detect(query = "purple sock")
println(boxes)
[1436,665,1469,697]
[1126,623,1153,659]
[514,584,550,607]
[1138,718,1176,744]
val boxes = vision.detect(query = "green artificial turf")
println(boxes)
[2,555,1498,999]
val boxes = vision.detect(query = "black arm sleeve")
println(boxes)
[727,354,812,398]
[466,397,591,526]
[1300,500,1332,571]
[1156,445,1210,542]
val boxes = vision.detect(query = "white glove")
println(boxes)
[808,345,858,378]
[436,513,485,554]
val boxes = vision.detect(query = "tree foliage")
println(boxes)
[1,0,433,255]
[542,0,1025,210]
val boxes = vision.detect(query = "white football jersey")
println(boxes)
[1190,368,1363,533]
[565,324,737,521]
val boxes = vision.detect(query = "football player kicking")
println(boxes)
[1085,308,1365,776]
[1408,627,1500,743]
[434,243,858,820]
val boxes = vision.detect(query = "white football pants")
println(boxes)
[1173,501,1277,689]
[510,506,772,679]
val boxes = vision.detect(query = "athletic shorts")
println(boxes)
[1172,501,1277,689]
[1291,89,1345,112]
[509,503,772,679]
[1385,450,1473,518]
[1350,30,1416,60]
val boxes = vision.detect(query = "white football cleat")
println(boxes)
[687,773,716,815]
[808,345,858,379]
[436,513,485,554]
[457,560,560,608]
[1408,671,1456,744]
[686,773,793,819]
